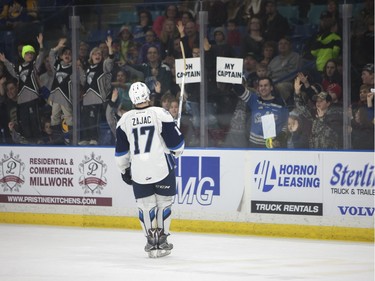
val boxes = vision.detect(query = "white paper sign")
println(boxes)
[175,57,201,84]
[261,114,276,139]
[216,57,243,84]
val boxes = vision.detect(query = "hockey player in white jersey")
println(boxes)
[115,82,184,258]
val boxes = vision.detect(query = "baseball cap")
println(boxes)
[118,25,132,37]
[22,45,35,59]
[311,83,322,94]
[327,83,342,100]
[244,52,257,60]
[362,63,374,74]
[313,91,332,102]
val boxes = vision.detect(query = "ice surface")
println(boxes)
[0,224,373,281]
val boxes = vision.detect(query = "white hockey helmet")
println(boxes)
[129,82,150,105]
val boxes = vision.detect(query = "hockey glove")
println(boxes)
[121,167,132,185]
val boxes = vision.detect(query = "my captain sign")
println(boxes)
[216,57,243,84]
[175,57,201,84]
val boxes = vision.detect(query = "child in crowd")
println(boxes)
[49,37,85,144]
[39,117,61,144]
[253,62,268,90]
[160,92,174,111]
[168,97,195,146]
[0,33,44,144]
[80,36,114,145]
[168,97,179,121]
[352,84,371,110]
[286,114,309,149]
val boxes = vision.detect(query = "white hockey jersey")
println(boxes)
[115,106,185,184]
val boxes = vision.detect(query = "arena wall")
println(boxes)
[0,146,373,242]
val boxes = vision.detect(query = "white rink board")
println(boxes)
[322,152,375,217]
[0,146,373,229]
[0,147,244,214]
[245,150,374,227]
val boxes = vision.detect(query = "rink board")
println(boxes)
[0,146,373,242]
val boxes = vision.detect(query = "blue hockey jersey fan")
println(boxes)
[115,82,184,258]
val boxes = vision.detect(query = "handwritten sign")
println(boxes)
[216,57,243,84]
[175,57,201,84]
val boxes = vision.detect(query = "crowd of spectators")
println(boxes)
[0,0,373,150]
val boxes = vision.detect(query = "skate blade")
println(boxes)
[148,249,171,258]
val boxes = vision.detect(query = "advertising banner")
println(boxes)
[321,152,374,218]
[247,150,374,225]
[248,151,323,216]
[174,149,245,211]
[0,147,133,208]
[0,146,373,228]
[0,147,245,213]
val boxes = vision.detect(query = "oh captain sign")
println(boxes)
[175,57,201,84]
[216,57,243,84]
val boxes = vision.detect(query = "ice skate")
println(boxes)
[155,228,173,258]
[145,228,173,258]
[144,228,158,257]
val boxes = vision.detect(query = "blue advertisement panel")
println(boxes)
[322,152,374,218]
[248,150,374,226]
[249,151,323,216]
[174,149,245,211]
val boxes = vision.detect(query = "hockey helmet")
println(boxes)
[129,82,150,105]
